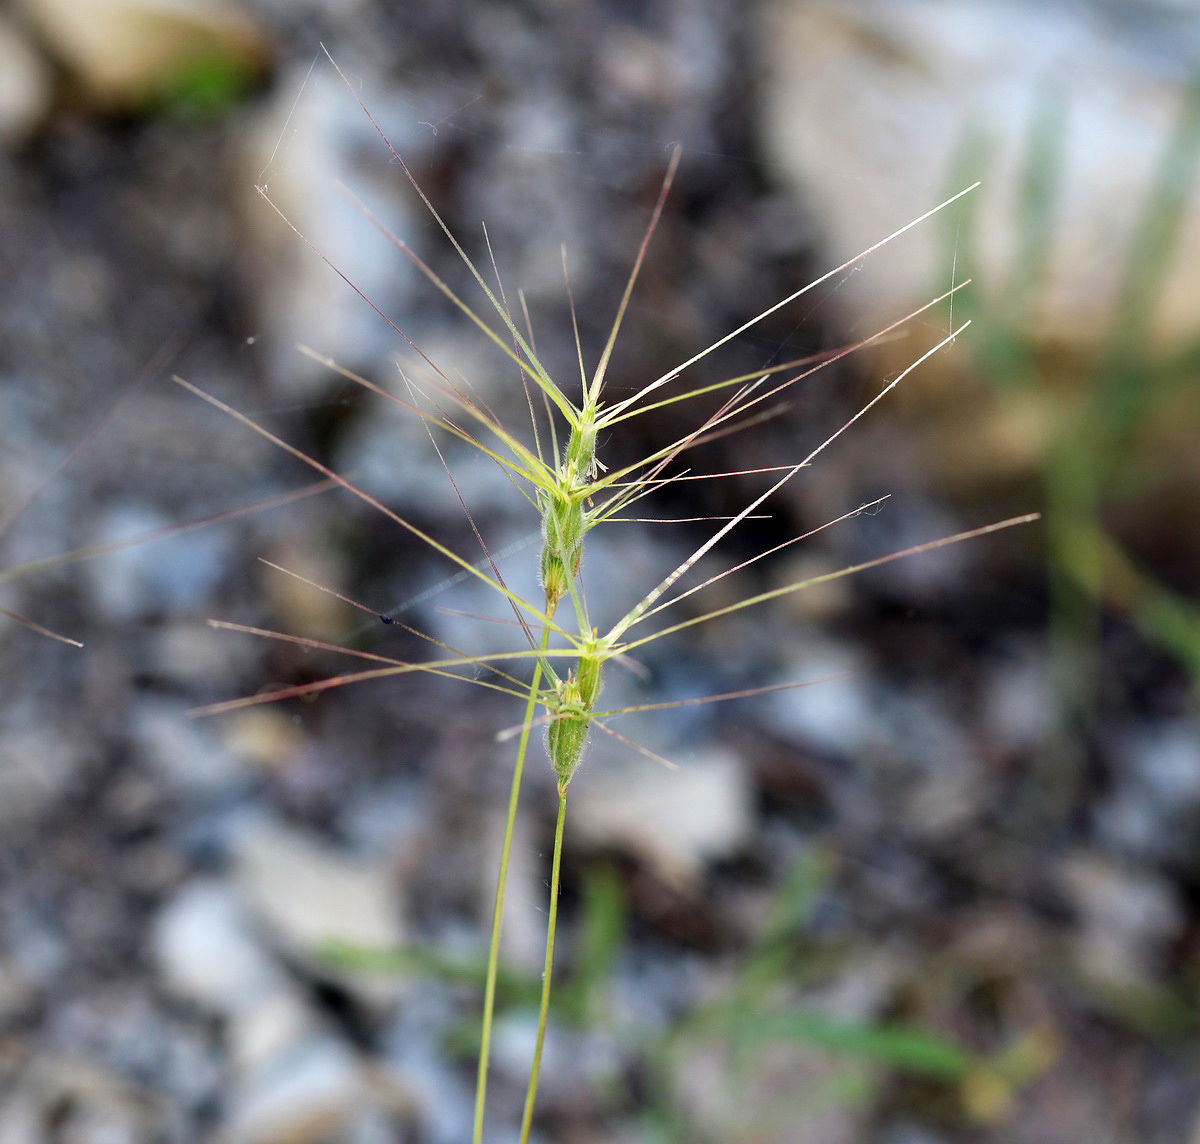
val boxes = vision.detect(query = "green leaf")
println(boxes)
[725,1008,976,1080]
[154,51,256,118]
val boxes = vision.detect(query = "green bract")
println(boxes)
[545,634,605,789]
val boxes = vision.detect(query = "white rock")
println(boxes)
[577,526,693,642]
[761,0,1200,351]
[1097,720,1200,862]
[873,689,983,839]
[132,699,249,793]
[223,1038,365,1144]
[241,62,418,395]
[46,1103,142,1144]
[332,391,531,524]
[765,636,874,757]
[490,1011,621,1103]
[674,1034,869,1144]
[982,644,1054,756]
[24,0,266,108]
[0,17,51,144]
[379,997,474,1144]
[569,746,753,888]
[18,1055,150,1144]
[1135,721,1200,806]
[232,817,404,961]
[83,503,234,621]
[0,1091,44,1144]
[153,619,249,686]
[155,883,367,1139]
[0,725,89,830]
[229,990,318,1079]
[1059,851,1182,984]
[0,957,36,1024]
[153,880,283,1011]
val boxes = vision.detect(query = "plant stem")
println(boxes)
[473,626,552,1144]
[519,783,568,1143]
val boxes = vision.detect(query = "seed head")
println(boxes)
[545,642,604,790]
[539,547,569,616]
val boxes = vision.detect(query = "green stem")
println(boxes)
[518,784,568,1143]
[473,626,552,1144]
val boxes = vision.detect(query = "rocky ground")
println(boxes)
[2,1,1200,1142]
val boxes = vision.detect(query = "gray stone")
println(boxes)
[230,817,405,991]
[0,18,50,145]
[761,0,1200,352]
[131,700,249,794]
[570,745,753,889]
[24,0,266,109]
[764,635,875,757]
[223,1037,365,1144]
[153,880,284,1011]
[241,62,420,396]
[1060,851,1183,983]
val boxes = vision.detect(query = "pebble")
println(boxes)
[241,62,419,396]
[7,1054,152,1144]
[219,707,305,771]
[761,0,1200,352]
[83,504,234,621]
[0,726,90,830]
[153,880,284,1011]
[155,880,371,1141]
[872,688,984,840]
[1059,851,1183,984]
[132,699,250,793]
[152,619,252,686]
[982,643,1054,757]
[0,17,51,145]
[570,745,753,889]
[763,634,874,757]
[673,1033,869,1144]
[1097,719,1200,865]
[379,991,473,1144]
[229,989,321,1082]
[223,1037,365,1144]
[0,1092,44,1144]
[0,957,37,1023]
[230,817,405,987]
[25,0,267,109]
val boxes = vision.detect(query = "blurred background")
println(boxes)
[2,0,1199,1141]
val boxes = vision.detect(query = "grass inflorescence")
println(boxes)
[176,51,1037,1141]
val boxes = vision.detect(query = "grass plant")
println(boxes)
[177,55,1036,1139]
